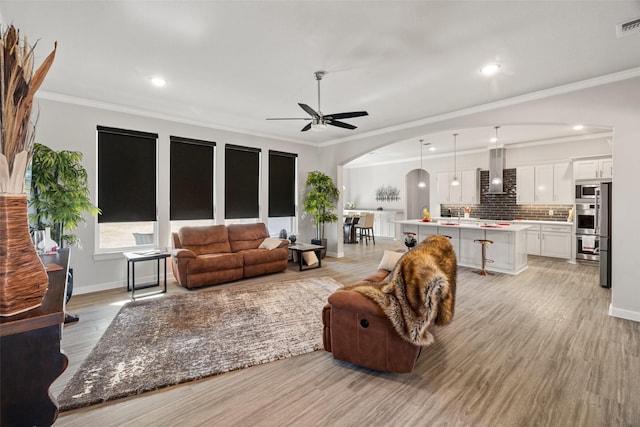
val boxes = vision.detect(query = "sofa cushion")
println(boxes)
[239,247,288,266]
[187,253,243,275]
[377,250,404,271]
[179,225,231,255]
[258,237,282,250]
[227,223,270,252]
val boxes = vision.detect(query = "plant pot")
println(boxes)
[311,238,328,259]
[0,194,49,316]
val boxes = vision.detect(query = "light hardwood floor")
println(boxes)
[53,240,639,427]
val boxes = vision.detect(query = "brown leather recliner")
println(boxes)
[322,290,421,373]
[323,235,457,373]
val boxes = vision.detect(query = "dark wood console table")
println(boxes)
[1,249,70,427]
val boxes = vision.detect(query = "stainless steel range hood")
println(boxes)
[488,148,506,194]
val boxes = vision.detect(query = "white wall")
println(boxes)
[33,97,320,294]
[325,76,640,323]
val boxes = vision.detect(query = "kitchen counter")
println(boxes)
[512,219,573,225]
[399,219,532,232]
[397,219,530,275]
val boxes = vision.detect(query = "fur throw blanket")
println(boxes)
[343,235,457,346]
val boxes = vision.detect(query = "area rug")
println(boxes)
[57,276,341,411]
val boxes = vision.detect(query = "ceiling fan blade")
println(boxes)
[328,120,357,130]
[300,122,312,132]
[266,117,312,121]
[325,111,369,120]
[298,103,320,118]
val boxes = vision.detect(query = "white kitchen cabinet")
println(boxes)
[526,225,542,255]
[458,228,485,267]
[553,162,573,203]
[516,166,535,204]
[438,169,478,205]
[437,171,461,203]
[460,169,480,204]
[540,224,572,259]
[519,221,572,259]
[534,164,554,204]
[574,158,612,180]
[517,163,574,205]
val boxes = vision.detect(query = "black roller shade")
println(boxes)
[170,137,216,220]
[97,126,157,223]
[225,144,260,219]
[268,150,297,217]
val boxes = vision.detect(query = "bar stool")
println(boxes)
[473,239,494,276]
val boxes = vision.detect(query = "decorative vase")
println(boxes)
[43,227,58,253]
[0,194,49,316]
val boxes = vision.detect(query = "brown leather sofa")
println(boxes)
[322,264,421,373]
[171,223,289,289]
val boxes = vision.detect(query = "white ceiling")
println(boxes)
[2,1,639,165]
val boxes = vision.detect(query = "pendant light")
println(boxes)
[491,126,503,185]
[451,133,460,186]
[418,139,426,188]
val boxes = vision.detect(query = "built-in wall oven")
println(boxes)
[576,234,600,261]
[575,182,601,262]
[575,201,598,235]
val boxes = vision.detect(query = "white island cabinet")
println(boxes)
[398,220,530,275]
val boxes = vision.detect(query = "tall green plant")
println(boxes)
[303,171,340,240]
[29,143,100,247]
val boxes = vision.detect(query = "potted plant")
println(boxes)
[303,171,340,256]
[29,143,100,247]
[29,143,100,318]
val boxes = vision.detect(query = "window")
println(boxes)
[225,144,261,220]
[268,150,297,236]
[97,126,157,250]
[170,136,215,221]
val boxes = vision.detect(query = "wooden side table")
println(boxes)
[1,249,70,427]
[123,250,170,300]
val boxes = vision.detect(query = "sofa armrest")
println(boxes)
[277,239,290,249]
[170,248,196,259]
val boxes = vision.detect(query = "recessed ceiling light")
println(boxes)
[573,124,584,130]
[150,76,167,87]
[429,146,436,152]
[481,63,501,76]
[490,137,498,143]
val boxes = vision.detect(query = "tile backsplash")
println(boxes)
[441,169,572,221]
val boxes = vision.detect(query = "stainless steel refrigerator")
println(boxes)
[599,182,612,288]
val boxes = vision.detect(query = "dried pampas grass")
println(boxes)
[0,24,56,193]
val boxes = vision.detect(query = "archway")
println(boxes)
[406,168,429,220]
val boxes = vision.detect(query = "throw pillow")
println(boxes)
[259,237,282,250]
[377,250,404,271]
[302,251,319,266]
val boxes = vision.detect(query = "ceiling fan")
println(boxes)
[267,71,369,132]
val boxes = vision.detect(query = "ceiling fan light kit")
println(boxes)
[267,71,369,132]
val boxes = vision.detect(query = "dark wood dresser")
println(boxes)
[1,249,70,427]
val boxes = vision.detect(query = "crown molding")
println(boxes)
[34,91,316,147]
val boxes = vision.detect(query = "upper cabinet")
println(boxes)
[573,157,612,180]
[437,169,478,205]
[516,162,573,205]
[461,169,480,204]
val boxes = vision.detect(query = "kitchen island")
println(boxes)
[398,219,531,275]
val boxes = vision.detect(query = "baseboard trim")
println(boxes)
[74,273,174,295]
[609,304,640,323]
